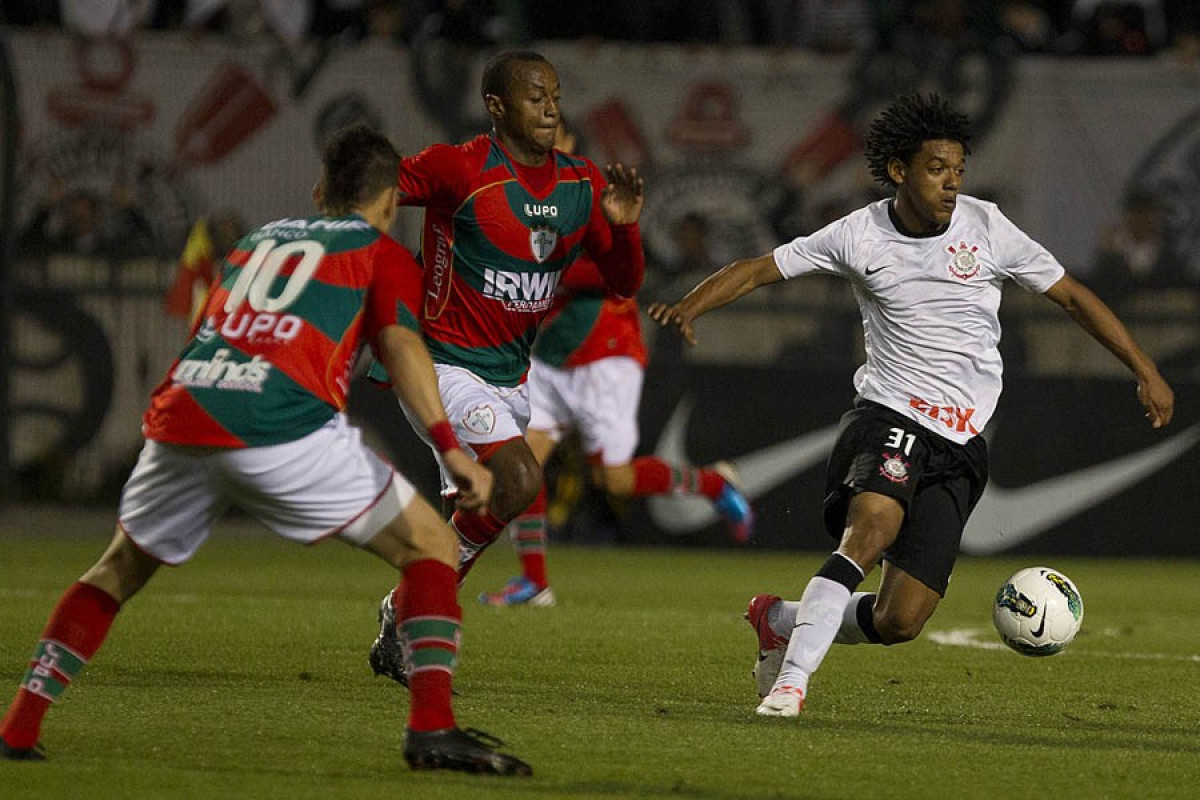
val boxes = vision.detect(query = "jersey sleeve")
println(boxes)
[987,205,1066,293]
[560,251,607,294]
[580,160,645,297]
[364,237,424,358]
[397,143,468,209]
[580,162,613,253]
[772,216,852,280]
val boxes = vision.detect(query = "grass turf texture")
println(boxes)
[1,508,1198,799]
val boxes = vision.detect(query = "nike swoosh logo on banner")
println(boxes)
[648,396,1200,548]
[961,423,1200,554]
[646,397,839,534]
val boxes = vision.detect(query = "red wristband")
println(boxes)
[427,420,460,454]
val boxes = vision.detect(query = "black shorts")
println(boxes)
[822,398,988,596]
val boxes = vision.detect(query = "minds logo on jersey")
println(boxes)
[172,348,272,393]
[482,267,561,312]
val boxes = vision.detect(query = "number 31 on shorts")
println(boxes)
[885,426,916,455]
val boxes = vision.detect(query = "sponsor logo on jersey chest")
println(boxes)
[483,266,561,312]
[524,203,559,218]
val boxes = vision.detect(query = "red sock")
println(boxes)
[512,487,548,589]
[630,457,725,499]
[1,582,120,749]
[450,510,507,582]
[693,466,726,499]
[450,509,507,548]
[396,560,460,732]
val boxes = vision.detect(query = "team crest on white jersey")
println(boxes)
[530,225,557,264]
[463,404,497,435]
[946,241,980,280]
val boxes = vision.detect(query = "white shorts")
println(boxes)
[528,356,644,466]
[401,363,530,493]
[118,414,416,564]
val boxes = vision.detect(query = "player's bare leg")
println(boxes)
[869,562,941,643]
[80,527,162,604]
[453,437,541,582]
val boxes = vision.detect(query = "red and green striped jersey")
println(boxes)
[398,133,643,386]
[532,252,647,368]
[143,214,422,447]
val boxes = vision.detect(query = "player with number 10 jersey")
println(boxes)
[144,215,423,447]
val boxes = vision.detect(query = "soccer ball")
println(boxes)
[992,567,1084,657]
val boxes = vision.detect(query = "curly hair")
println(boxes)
[480,50,550,103]
[864,93,972,188]
[319,124,399,215]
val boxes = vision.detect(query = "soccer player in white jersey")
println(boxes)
[648,93,1175,717]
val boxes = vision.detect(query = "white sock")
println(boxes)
[772,576,851,695]
[772,582,866,641]
[833,592,875,644]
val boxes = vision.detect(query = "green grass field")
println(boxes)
[2,507,1198,799]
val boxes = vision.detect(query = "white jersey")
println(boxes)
[773,195,1064,444]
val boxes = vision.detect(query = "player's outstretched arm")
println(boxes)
[647,253,784,346]
[1042,273,1174,428]
[376,325,494,510]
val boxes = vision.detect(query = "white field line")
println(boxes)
[929,627,1200,663]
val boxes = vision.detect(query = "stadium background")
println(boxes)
[0,17,1197,556]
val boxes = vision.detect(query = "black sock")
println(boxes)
[855,592,884,644]
[815,552,864,592]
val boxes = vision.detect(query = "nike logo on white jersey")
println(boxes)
[646,397,1199,552]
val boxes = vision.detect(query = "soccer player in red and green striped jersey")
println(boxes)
[479,120,754,609]
[371,51,644,595]
[0,126,530,775]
